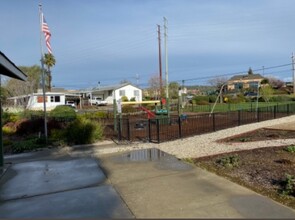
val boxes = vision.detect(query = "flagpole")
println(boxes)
[39,4,48,142]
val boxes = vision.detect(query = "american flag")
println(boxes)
[41,13,52,54]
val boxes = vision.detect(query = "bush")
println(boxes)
[285,145,295,153]
[208,95,217,103]
[65,117,104,145]
[49,129,66,141]
[121,96,129,102]
[2,112,21,125]
[197,100,209,105]
[224,95,245,104]
[12,137,47,153]
[130,97,136,101]
[216,155,239,168]
[193,96,209,104]
[122,105,137,113]
[2,124,16,135]
[15,118,44,135]
[269,95,294,102]
[84,111,108,119]
[49,105,77,121]
[279,174,295,197]
[22,110,44,119]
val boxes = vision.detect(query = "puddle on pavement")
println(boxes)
[112,148,193,171]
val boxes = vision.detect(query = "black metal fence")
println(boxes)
[115,102,295,143]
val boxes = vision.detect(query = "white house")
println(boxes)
[8,92,81,111]
[83,83,142,104]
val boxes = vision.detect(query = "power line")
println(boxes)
[176,63,292,83]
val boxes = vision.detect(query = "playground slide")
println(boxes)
[138,106,155,119]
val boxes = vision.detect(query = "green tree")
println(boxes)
[169,81,180,99]
[248,67,254,75]
[4,65,42,106]
[43,53,56,91]
[260,85,274,102]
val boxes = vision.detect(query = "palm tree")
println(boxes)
[43,53,56,91]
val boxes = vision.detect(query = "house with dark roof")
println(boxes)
[81,83,142,105]
[227,73,265,91]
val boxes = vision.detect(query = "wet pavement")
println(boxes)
[99,148,295,219]
[0,152,134,218]
[1,146,295,218]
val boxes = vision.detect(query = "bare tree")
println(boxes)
[208,77,228,89]
[147,74,166,99]
[4,65,42,106]
[266,76,284,89]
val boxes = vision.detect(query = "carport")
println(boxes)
[0,51,27,167]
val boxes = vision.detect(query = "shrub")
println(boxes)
[49,129,67,146]
[208,95,217,103]
[49,105,77,121]
[15,118,44,135]
[269,95,293,102]
[279,174,295,197]
[130,97,136,101]
[122,105,137,113]
[84,111,108,119]
[193,96,209,104]
[2,112,21,124]
[65,117,104,145]
[49,129,66,141]
[2,124,16,135]
[216,155,239,168]
[121,96,129,102]
[12,137,47,153]
[197,100,209,105]
[22,110,44,119]
[285,145,295,153]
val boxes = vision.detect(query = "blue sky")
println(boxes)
[1,0,295,89]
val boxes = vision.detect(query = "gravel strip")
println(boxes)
[66,115,295,159]
[130,115,295,159]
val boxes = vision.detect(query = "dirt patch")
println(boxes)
[192,143,295,209]
[219,128,295,143]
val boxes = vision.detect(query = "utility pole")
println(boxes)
[292,53,295,94]
[136,74,139,86]
[157,25,163,100]
[164,17,169,115]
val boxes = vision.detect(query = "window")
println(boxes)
[50,96,61,102]
[108,90,112,96]
[234,83,243,90]
[37,96,47,103]
[249,81,259,89]
[119,90,125,96]
[134,90,139,96]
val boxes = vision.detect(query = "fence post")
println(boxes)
[178,116,182,138]
[156,119,160,143]
[212,113,216,131]
[148,119,151,142]
[238,110,241,126]
[118,118,122,141]
[127,118,130,141]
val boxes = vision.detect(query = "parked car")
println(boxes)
[89,97,107,106]
[66,101,76,108]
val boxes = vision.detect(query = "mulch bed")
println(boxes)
[192,128,295,210]
[218,128,295,143]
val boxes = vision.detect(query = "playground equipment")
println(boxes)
[114,99,170,131]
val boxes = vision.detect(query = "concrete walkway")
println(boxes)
[1,145,295,218]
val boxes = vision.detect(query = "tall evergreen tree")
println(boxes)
[43,53,56,91]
